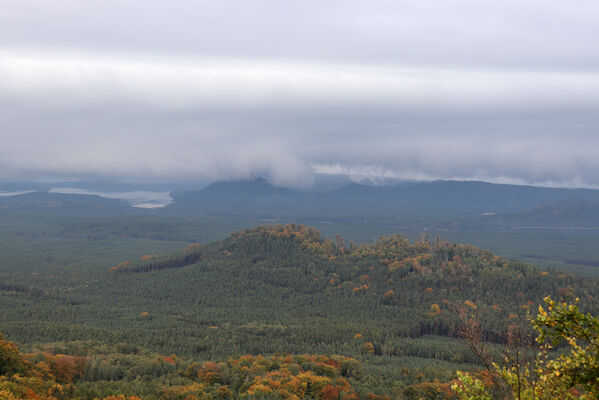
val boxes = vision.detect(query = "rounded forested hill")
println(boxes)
[109,224,599,345]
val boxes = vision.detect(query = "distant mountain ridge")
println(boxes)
[5,179,599,226]
[168,178,599,220]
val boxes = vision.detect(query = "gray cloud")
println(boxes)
[3,1,599,70]
[0,1,598,188]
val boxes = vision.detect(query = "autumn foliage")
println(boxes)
[0,334,367,400]
[171,354,362,400]
[0,333,81,399]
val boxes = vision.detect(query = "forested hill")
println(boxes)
[112,224,599,341]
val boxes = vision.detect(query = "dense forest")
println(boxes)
[2,223,599,398]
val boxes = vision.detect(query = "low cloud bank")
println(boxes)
[1,51,598,188]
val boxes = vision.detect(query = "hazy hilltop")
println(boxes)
[170,177,301,216]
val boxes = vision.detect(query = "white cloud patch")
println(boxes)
[2,51,599,112]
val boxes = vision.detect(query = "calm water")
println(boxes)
[49,188,173,208]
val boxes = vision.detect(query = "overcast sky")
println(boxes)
[1,0,598,188]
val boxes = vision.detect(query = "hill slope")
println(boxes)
[108,224,599,346]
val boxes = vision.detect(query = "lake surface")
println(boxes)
[0,190,35,196]
[49,188,173,208]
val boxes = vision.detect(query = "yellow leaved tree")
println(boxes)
[453,296,599,399]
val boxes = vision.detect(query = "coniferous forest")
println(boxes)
[2,222,599,399]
